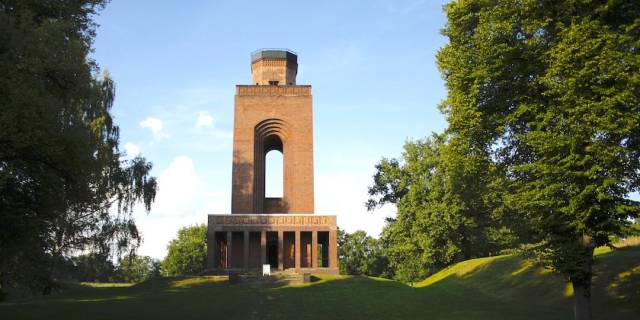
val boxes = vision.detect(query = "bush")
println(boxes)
[118,255,160,283]
[71,253,118,282]
[161,224,207,276]
[338,229,390,278]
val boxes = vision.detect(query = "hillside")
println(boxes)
[1,245,638,320]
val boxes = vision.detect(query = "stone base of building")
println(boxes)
[207,214,338,274]
[205,267,339,275]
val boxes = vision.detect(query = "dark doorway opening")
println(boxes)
[231,232,244,268]
[249,232,261,268]
[214,232,228,269]
[301,232,312,268]
[318,232,329,268]
[284,232,295,269]
[267,232,278,268]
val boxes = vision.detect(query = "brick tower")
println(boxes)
[207,49,338,274]
[231,50,314,215]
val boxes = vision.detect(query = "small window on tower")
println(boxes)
[268,80,279,86]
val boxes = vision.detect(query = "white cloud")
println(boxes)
[133,155,230,259]
[136,215,206,259]
[195,111,214,128]
[123,142,141,157]
[152,156,200,216]
[134,156,200,259]
[315,170,393,238]
[139,116,168,139]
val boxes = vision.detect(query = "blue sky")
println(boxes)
[92,0,450,259]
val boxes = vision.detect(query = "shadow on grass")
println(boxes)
[591,246,640,317]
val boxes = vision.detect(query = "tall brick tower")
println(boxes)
[231,50,314,214]
[207,49,338,274]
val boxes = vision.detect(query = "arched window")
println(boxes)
[254,120,288,213]
[265,149,283,197]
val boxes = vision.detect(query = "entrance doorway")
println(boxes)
[283,232,295,269]
[214,232,228,268]
[301,232,312,268]
[318,232,329,268]
[267,232,278,268]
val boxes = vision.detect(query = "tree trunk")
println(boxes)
[0,271,7,301]
[572,237,594,320]
[572,280,592,320]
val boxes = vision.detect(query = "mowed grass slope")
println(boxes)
[2,245,638,320]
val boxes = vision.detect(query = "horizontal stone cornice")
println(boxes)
[208,214,335,226]
[236,85,311,96]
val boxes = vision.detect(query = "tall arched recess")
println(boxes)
[254,118,290,213]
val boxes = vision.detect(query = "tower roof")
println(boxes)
[251,49,297,65]
[250,49,298,86]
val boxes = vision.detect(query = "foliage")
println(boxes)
[161,224,207,276]
[0,0,157,295]
[632,221,640,234]
[367,135,521,282]
[338,229,390,278]
[118,255,160,283]
[437,0,640,318]
[71,253,119,283]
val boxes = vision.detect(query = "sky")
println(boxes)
[92,0,450,259]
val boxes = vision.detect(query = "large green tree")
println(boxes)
[438,1,640,319]
[161,224,207,276]
[367,134,519,282]
[0,0,157,295]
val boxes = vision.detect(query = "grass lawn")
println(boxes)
[1,245,638,320]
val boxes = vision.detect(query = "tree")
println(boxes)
[437,1,640,319]
[118,254,160,283]
[367,135,520,282]
[0,1,157,296]
[338,229,389,278]
[71,253,118,283]
[161,224,207,276]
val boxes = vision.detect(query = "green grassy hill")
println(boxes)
[1,245,638,320]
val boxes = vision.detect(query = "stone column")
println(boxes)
[243,231,249,270]
[311,231,318,269]
[207,231,217,270]
[277,230,284,271]
[295,231,301,270]
[260,231,267,265]
[227,231,233,269]
[329,229,338,269]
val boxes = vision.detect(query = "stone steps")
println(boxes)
[228,271,311,285]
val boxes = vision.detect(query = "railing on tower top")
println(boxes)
[251,49,298,63]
